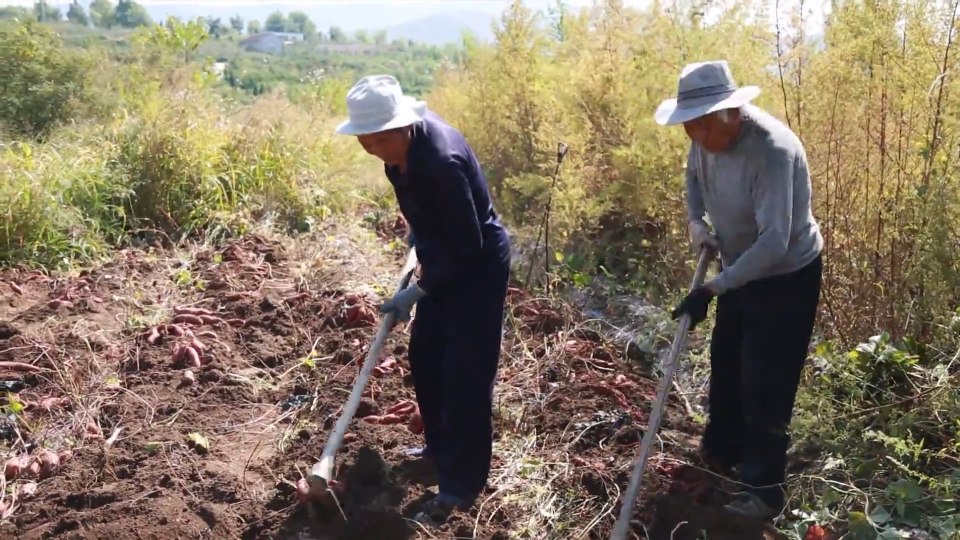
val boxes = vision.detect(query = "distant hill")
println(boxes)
[0,1,524,46]
[382,11,496,45]
[133,2,504,45]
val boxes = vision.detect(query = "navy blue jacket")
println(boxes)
[386,111,510,297]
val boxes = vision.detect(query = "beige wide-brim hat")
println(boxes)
[335,74,427,136]
[655,60,761,126]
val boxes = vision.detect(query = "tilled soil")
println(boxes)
[0,231,783,540]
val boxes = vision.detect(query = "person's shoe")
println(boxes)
[695,446,740,479]
[724,491,778,520]
[412,492,470,526]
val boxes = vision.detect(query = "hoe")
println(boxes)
[307,247,419,495]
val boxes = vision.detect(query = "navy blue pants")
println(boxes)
[408,254,510,502]
[702,254,822,509]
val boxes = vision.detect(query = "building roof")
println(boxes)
[240,33,279,45]
[240,32,303,45]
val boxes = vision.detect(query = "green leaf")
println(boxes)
[187,432,210,454]
[554,251,564,263]
[876,527,906,540]
[927,514,959,537]
[869,505,891,526]
[144,441,163,455]
[893,504,920,527]
[5,392,24,414]
[848,512,875,540]
[821,485,841,506]
[888,478,922,502]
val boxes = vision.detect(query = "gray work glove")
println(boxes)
[379,284,426,323]
[688,220,720,251]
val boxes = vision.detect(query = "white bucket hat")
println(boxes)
[335,75,427,136]
[655,60,761,126]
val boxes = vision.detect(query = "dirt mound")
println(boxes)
[0,232,786,540]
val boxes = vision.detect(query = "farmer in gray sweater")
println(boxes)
[656,60,824,520]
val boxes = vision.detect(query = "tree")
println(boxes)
[230,14,243,33]
[373,29,388,45]
[134,16,208,63]
[247,19,261,34]
[89,0,115,28]
[0,21,94,138]
[205,16,223,38]
[354,29,369,43]
[0,7,31,21]
[33,1,62,22]
[264,11,286,32]
[287,11,316,38]
[66,0,89,26]
[115,0,151,28]
[329,25,345,43]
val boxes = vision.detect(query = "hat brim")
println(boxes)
[655,86,761,126]
[335,97,427,136]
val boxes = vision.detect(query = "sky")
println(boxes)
[1,0,828,35]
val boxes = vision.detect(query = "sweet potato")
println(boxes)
[0,362,41,373]
[295,477,312,504]
[175,306,215,316]
[225,318,246,327]
[283,293,309,304]
[25,459,40,478]
[361,415,381,424]
[408,412,424,435]
[343,433,358,443]
[46,299,73,309]
[38,449,59,479]
[385,400,416,416]
[4,457,21,480]
[190,338,206,353]
[172,345,186,365]
[379,358,397,370]
[58,450,73,464]
[195,330,217,339]
[172,314,204,326]
[9,282,23,295]
[181,370,195,386]
[198,315,225,326]
[18,481,37,499]
[374,414,405,425]
[184,346,201,368]
[39,397,70,412]
[165,324,185,337]
[222,292,249,302]
[85,421,103,439]
[146,327,161,345]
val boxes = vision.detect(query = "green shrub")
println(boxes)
[0,20,98,138]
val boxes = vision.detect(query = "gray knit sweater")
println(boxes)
[685,104,824,294]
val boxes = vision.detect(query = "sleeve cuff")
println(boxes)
[705,275,730,295]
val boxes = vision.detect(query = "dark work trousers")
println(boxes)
[702,254,822,509]
[407,254,510,502]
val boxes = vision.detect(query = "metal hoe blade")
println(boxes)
[610,248,713,540]
[308,248,420,493]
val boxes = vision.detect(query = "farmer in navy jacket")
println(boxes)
[334,75,511,526]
